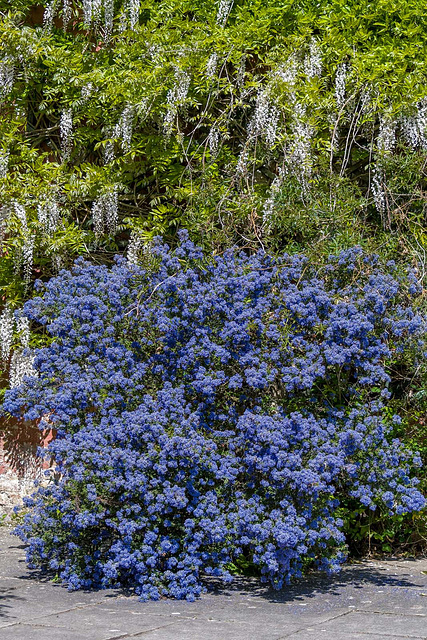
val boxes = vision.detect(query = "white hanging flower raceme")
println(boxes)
[127,230,144,264]
[80,0,102,27]
[82,0,92,23]
[104,0,114,38]
[104,138,115,165]
[37,199,60,233]
[14,203,34,283]
[22,235,35,283]
[235,146,249,177]
[9,349,37,388]
[104,185,119,232]
[43,0,55,29]
[103,124,116,165]
[216,0,233,27]
[304,40,322,79]
[206,53,218,79]
[114,105,134,152]
[276,55,298,103]
[63,0,72,28]
[92,186,119,237]
[401,114,419,149]
[126,0,140,29]
[60,108,73,160]
[265,107,280,147]
[292,124,313,169]
[92,197,103,237]
[164,68,191,133]
[92,0,103,22]
[170,69,191,103]
[276,55,298,86]
[335,63,347,109]
[208,127,220,155]
[377,116,396,154]
[248,90,271,135]
[0,149,9,178]
[81,82,93,101]
[401,99,427,150]
[0,308,32,377]
[374,112,407,218]
[0,205,9,241]
[248,90,280,147]
[0,306,14,362]
[0,58,14,98]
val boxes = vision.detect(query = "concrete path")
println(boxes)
[0,528,426,640]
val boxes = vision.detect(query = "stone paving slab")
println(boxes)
[0,527,426,639]
[300,610,427,638]
[284,633,425,640]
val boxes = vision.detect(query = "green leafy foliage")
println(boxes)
[1,0,427,301]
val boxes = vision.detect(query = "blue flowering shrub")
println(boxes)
[2,233,426,600]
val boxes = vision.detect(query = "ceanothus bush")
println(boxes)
[2,232,426,600]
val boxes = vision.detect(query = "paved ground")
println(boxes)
[0,528,426,640]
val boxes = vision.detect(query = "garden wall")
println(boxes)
[0,420,53,514]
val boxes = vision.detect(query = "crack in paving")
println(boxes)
[105,621,188,639]
[355,608,426,617]
[276,608,354,634]
[0,598,125,628]
[333,634,427,639]
[11,619,181,640]
[278,629,427,640]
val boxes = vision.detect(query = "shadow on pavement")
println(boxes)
[202,562,425,603]
[3,555,424,608]
[0,589,25,619]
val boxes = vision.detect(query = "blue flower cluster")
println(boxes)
[2,232,425,600]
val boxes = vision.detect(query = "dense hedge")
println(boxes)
[2,234,425,599]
